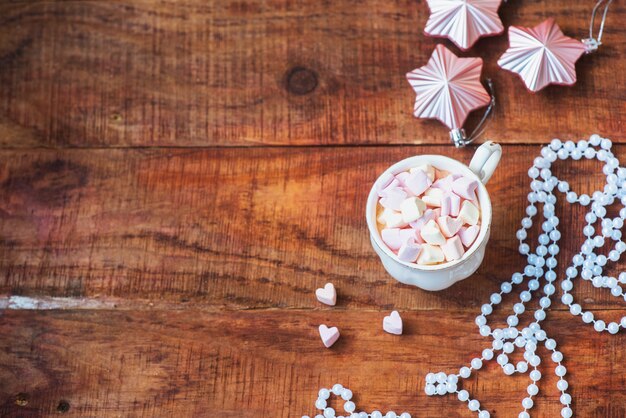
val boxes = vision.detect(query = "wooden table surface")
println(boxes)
[0,1,625,417]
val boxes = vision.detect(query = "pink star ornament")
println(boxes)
[498,18,587,92]
[406,44,491,131]
[424,0,504,51]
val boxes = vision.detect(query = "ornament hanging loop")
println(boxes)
[582,0,613,53]
[449,79,496,148]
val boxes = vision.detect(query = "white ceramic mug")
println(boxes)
[366,141,502,291]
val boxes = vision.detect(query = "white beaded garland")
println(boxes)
[303,385,411,418]
[422,136,625,417]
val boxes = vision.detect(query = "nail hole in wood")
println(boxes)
[57,400,70,413]
[15,393,29,407]
[286,67,318,95]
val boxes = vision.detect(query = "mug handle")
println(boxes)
[469,141,502,184]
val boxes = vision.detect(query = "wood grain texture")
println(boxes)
[1,309,626,418]
[0,0,624,147]
[1,145,625,311]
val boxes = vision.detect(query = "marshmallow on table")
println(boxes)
[459,200,480,225]
[315,283,337,306]
[410,164,435,182]
[459,225,480,247]
[452,176,479,200]
[420,219,446,245]
[404,170,432,196]
[436,216,463,238]
[319,324,340,348]
[381,228,416,250]
[441,236,465,262]
[383,311,403,335]
[400,197,426,223]
[422,187,444,207]
[397,239,422,262]
[417,244,445,265]
[379,187,408,211]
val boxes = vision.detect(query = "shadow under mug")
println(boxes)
[366,141,502,291]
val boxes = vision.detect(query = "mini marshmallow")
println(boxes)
[440,194,452,217]
[382,228,417,250]
[441,236,465,262]
[410,164,435,182]
[404,170,432,196]
[378,178,400,197]
[447,192,461,217]
[417,244,445,265]
[379,187,407,211]
[319,324,340,348]
[397,239,422,262]
[400,197,427,223]
[422,187,444,207]
[383,311,403,335]
[459,225,480,247]
[459,200,480,225]
[436,216,463,238]
[381,228,403,250]
[432,174,456,192]
[376,172,396,196]
[378,209,408,229]
[420,219,446,245]
[452,176,479,200]
[409,208,437,229]
[315,283,337,306]
[395,171,410,186]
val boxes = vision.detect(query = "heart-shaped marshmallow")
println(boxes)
[319,324,340,348]
[459,225,480,247]
[315,283,337,306]
[436,216,463,238]
[383,311,403,335]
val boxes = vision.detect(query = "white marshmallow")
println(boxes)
[380,209,408,228]
[419,219,446,245]
[436,216,463,238]
[441,236,465,262]
[422,187,444,207]
[400,197,426,223]
[410,164,435,182]
[416,244,445,265]
[459,201,480,225]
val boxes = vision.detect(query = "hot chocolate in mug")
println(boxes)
[366,141,502,291]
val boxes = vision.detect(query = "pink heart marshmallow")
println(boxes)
[441,235,465,262]
[452,176,478,200]
[379,187,407,211]
[459,225,480,248]
[315,283,337,306]
[404,170,432,196]
[397,239,422,262]
[383,311,403,335]
[436,216,463,238]
[318,324,340,348]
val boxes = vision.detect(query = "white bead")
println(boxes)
[517,361,528,373]
[332,384,344,395]
[468,399,480,411]
[424,384,435,396]
[555,365,567,377]
[594,320,606,332]
[530,370,541,381]
[316,399,328,409]
[435,372,447,383]
[324,407,336,417]
[561,407,573,418]
[459,367,471,378]
[557,379,569,391]
[482,349,494,360]
[471,358,483,369]
[371,412,382,418]
[503,363,515,375]
[385,412,396,418]
[458,390,469,401]
[319,389,330,399]
[552,351,564,362]
[341,389,353,401]
[560,393,572,405]
[479,411,490,418]
[400,414,411,418]
[344,402,355,413]
[527,383,539,396]
[522,397,534,409]
[519,413,530,418]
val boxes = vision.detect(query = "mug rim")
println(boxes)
[366,154,492,272]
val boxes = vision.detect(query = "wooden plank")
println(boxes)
[1,145,624,310]
[0,309,625,417]
[0,0,624,147]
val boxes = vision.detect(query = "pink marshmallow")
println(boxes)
[395,171,410,186]
[440,194,452,217]
[436,216,463,238]
[409,209,437,229]
[404,170,432,196]
[379,187,407,211]
[452,176,479,200]
[447,192,461,217]
[397,239,422,262]
[432,174,456,192]
[377,178,399,197]
[441,236,465,262]
[382,228,416,251]
[459,225,480,248]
